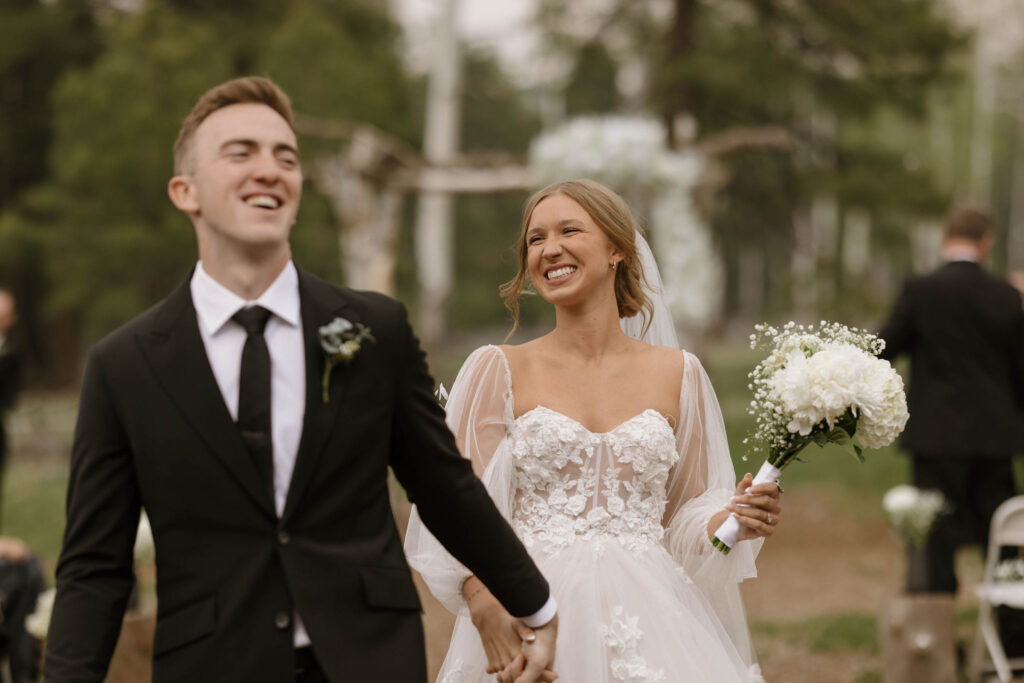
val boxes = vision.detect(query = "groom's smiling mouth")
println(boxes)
[243,193,283,210]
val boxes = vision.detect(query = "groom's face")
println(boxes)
[171,103,302,253]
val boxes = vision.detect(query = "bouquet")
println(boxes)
[882,485,948,548]
[712,321,909,553]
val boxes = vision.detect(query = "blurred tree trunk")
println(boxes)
[663,0,698,147]
[1007,119,1024,270]
[414,0,462,356]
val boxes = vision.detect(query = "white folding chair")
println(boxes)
[970,495,1024,683]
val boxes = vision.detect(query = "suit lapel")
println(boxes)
[136,278,276,519]
[281,269,360,523]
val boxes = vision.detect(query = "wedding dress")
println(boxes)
[405,344,765,683]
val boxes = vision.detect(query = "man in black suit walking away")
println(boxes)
[44,77,557,683]
[880,206,1024,642]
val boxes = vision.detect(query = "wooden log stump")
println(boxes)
[880,593,958,683]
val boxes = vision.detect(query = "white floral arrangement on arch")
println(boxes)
[712,321,909,553]
[882,485,948,548]
[530,116,672,192]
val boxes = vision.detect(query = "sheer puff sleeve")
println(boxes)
[403,345,516,615]
[662,351,762,663]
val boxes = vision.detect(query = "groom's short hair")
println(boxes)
[944,206,993,243]
[173,76,294,174]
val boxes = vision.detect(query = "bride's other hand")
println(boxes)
[725,473,782,540]
[462,576,536,675]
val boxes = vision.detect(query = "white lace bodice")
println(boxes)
[509,407,678,555]
[404,344,763,668]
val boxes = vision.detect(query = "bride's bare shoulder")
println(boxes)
[497,339,544,373]
[499,337,547,357]
[635,342,688,371]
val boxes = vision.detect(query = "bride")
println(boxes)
[405,179,780,683]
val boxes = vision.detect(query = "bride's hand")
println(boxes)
[463,577,536,676]
[725,473,782,541]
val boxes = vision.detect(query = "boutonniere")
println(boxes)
[319,317,375,403]
[434,382,449,408]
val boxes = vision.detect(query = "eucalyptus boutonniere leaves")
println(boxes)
[319,317,374,403]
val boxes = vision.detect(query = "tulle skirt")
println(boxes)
[435,537,763,683]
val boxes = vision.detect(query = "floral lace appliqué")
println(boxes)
[509,408,678,555]
[601,606,666,682]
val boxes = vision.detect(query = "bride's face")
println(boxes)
[525,193,622,308]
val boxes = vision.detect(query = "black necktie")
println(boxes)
[232,306,274,491]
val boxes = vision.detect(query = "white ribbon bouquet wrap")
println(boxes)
[712,321,909,553]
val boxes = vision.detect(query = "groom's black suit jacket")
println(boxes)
[44,268,548,682]
[879,260,1024,456]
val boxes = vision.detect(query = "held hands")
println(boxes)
[502,614,558,683]
[463,576,558,682]
[723,473,782,541]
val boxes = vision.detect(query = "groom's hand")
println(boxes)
[504,613,558,683]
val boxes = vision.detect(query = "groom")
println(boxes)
[44,77,557,682]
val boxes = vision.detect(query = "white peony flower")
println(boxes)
[769,344,869,434]
[742,321,905,465]
[766,341,907,447]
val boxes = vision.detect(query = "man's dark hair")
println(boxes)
[944,206,993,242]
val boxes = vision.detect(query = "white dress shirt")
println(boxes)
[190,260,312,646]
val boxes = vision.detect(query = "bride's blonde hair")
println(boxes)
[500,179,653,340]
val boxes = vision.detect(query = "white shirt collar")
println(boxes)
[943,246,979,263]
[191,260,301,336]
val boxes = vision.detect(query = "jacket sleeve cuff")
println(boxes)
[519,595,558,628]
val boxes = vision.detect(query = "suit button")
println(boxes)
[277,530,290,545]
[274,612,290,630]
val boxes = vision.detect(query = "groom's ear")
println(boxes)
[168,175,199,214]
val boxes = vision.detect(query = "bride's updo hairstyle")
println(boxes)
[500,178,654,339]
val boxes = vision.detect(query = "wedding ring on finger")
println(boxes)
[767,514,774,525]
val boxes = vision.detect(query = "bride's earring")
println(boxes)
[609,261,617,270]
